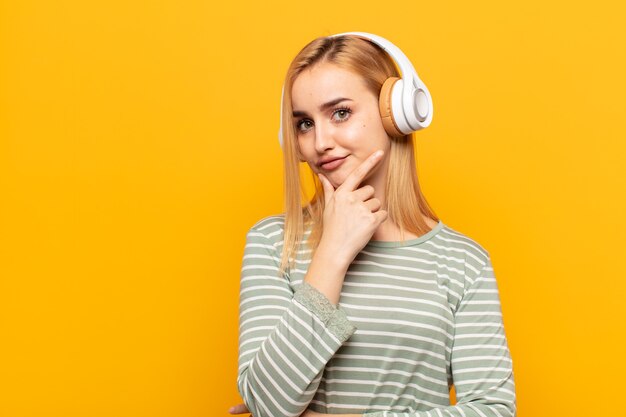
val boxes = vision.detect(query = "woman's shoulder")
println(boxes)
[249,213,286,231]
[436,221,492,271]
[246,213,287,244]
[247,213,314,248]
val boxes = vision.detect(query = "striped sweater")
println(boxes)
[236,214,516,417]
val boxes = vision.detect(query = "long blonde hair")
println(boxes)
[278,34,439,276]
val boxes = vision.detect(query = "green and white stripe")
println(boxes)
[237,215,516,417]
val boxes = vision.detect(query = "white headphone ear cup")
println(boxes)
[401,78,433,130]
[379,77,406,138]
[414,88,429,121]
[389,77,415,136]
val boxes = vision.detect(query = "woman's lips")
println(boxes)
[320,156,347,170]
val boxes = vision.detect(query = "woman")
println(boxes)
[229,33,516,417]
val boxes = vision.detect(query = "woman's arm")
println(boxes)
[236,223,357,417]
[364,256,517,417]
[237,154,393,417]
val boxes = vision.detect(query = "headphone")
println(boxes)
[278,31,433,149]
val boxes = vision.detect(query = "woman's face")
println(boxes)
[291,62,391,189]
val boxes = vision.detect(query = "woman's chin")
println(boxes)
[318,168,348,190]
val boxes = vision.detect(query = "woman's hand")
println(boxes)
[228,403,361,417]
[318,149,388,265]
[227,403,249,415]
[227,403,318,417]
[302,412,362,417]
[300,409,324,417]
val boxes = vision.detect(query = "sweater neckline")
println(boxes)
[365,220,444,248]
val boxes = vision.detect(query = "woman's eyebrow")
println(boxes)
[292,97,353,117]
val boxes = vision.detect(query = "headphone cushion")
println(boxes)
[379,77,405,138]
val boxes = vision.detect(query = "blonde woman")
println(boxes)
[229,33,516,417]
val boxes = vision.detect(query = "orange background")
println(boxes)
[1,1,625,416]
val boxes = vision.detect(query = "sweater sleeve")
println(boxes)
[365,256,517,417]
[236,225,357,417]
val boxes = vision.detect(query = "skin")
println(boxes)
[228,61,436,416]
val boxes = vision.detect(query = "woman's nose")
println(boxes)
[314,123,335,153]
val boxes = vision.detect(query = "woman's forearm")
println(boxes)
[303,241,351,306]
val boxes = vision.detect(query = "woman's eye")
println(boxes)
[332,109,351,121]
[296,120,312,132]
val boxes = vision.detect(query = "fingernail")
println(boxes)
[228,407,234,413]
[375,150,383,158]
